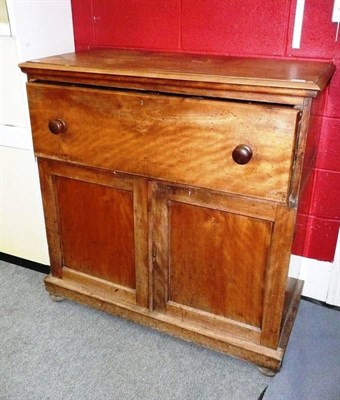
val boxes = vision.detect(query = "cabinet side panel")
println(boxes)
[261,205,296,349]
[169,202,272,327]
[55,176,136,288]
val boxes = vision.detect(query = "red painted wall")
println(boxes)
[71,0,340,261]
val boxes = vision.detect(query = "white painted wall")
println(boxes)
[7,0,75,62]
[0,0,74,263]
[0,146,49,262]
[289,230,340,306]
[0,36,27,127]
[0,0,11,35]
[326,230,340,306]
[289,255,333,300]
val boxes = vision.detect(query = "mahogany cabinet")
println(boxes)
[20,50,335,371]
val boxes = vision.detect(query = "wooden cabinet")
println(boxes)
[20,50,335,371]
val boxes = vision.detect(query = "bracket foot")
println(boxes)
[258,366,276,377]
[49,293,65,302]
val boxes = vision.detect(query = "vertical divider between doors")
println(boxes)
[149,182,169,312]
[134,178,150,309]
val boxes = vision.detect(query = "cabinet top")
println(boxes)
[20,49,335,96]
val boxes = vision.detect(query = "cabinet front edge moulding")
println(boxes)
[19,49,336,105]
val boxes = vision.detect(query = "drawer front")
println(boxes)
[27,83,299,201]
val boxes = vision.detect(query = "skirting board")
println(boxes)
[289,232,340,306]
[0,252,50,275]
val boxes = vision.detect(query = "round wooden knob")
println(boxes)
[232,144,253,165]
[48,119,66,135]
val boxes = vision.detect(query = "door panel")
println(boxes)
[38,159,149,308]
[56,176,135,288]
[169,202,272,328]
[150,182,274,336]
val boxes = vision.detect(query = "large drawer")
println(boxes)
[27,83,300,201]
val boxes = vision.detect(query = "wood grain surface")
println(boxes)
[27,83,299,201]
[38,159,149,307]
[20,49,335,92]
[56,176,136,288]
[169,201,272,327]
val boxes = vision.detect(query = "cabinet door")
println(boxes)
[150,183,295,348]
[38,159,148,309]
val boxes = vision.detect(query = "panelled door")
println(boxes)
[38,158,149,309]
[150,182,295,348]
